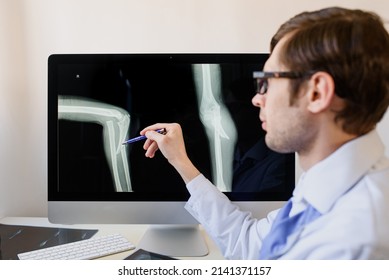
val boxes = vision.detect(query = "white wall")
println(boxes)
[1,0,389,218]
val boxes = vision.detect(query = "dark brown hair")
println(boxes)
[271,7,389,135]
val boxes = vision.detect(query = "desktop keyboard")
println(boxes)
[18,233,135,260]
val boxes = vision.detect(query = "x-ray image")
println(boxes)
[59,95,132,192]
[192,64,237,192]
[56,60,293,196]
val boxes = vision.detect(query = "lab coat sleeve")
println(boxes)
[185,174,278,259]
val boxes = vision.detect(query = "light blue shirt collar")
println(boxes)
[294,130,385,214]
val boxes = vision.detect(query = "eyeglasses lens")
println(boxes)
[255,78,268,95]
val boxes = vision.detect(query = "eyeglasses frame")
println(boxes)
[253,71,312,95]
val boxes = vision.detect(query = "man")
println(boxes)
[140,7,389,259]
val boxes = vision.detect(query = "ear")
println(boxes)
[306,71,335,114]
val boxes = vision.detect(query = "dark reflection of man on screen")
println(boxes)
[232,136,294,192]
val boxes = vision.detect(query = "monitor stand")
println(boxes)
[137,225,209,257]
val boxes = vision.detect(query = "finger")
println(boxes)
[145,129,166,142]
[143,137,154,150]
[144,141,159,158]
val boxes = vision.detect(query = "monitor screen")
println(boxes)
[47,53,294,256]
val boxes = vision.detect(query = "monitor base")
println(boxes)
[137,225,209,257]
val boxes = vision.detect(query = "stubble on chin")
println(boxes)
[264,119,314,154]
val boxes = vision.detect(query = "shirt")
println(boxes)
[184,130,389,259]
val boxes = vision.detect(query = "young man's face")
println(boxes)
[252,35,316,155]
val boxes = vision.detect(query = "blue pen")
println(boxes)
[122,129,165,145]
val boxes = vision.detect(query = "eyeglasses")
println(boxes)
[253,71,309,95]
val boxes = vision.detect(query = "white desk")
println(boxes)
[0,217,224,260]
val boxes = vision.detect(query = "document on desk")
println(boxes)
[0,223,98,260]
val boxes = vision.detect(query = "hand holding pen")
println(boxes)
[122,128,166,145]
[140,123,186,159]
[141,123,201,184]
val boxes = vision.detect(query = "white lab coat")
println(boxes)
[185,130,389,259]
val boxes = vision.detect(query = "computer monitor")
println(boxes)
[48,53,295,256]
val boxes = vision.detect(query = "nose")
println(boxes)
[252,93,265,108]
